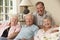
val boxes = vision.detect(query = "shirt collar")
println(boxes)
[37,10,47,17]
[25,24,34,27]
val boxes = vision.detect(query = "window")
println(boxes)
[0,0,13,22]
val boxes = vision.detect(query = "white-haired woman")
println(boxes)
[34,17,59,40]
[0,15,21,39]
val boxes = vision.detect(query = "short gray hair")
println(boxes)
[24,13,34,20]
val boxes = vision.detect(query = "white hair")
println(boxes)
[24,13,34,20]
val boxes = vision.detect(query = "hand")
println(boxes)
[54,25,59,27]
[6,22,11,26]
[51,30,59,33]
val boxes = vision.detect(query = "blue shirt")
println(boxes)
[14,24,39,40]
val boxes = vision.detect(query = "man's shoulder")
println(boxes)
[32,24,39,29]
[33,11,37,16]
[32,24,38,27]
[45,11,52,16]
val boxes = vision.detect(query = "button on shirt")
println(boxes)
[14,24,39,40]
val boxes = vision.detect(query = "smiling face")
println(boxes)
[36,3,45,16]
[43,18,52,28]
[25,14,34,26]
[10,16,18,26]
[11,16,18,22]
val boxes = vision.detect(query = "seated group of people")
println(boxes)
[0,14,59,40]
[0,1,60,40]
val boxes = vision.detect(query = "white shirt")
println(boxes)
[34,29,52,40]
[34,27,59,40]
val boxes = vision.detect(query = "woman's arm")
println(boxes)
[7,26,21,39]
[51,28,59,33]
[7,22,21,39]
[7,31,19,39]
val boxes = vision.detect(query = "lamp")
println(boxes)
[19,0,33,14]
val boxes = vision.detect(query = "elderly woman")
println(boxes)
[34,17,59,40]
[0,15,21,39]
[14,14,39,40]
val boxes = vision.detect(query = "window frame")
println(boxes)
[0,0,13,23]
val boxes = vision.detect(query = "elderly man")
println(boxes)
[33,1,55,29]
[14,14,39,40]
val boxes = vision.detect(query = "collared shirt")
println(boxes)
[33,10,55,27]
[14,24,39,40]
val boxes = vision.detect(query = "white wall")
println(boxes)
[29,0,60,25]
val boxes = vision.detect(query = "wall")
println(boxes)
[29,0,60,25]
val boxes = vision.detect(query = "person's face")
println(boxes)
[25,16,33,26]
[10,16,18,25]
[11,17,18,22]
[36,3,45,15]
[43,19,51,28]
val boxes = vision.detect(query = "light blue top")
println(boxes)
[14,24,39,40]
